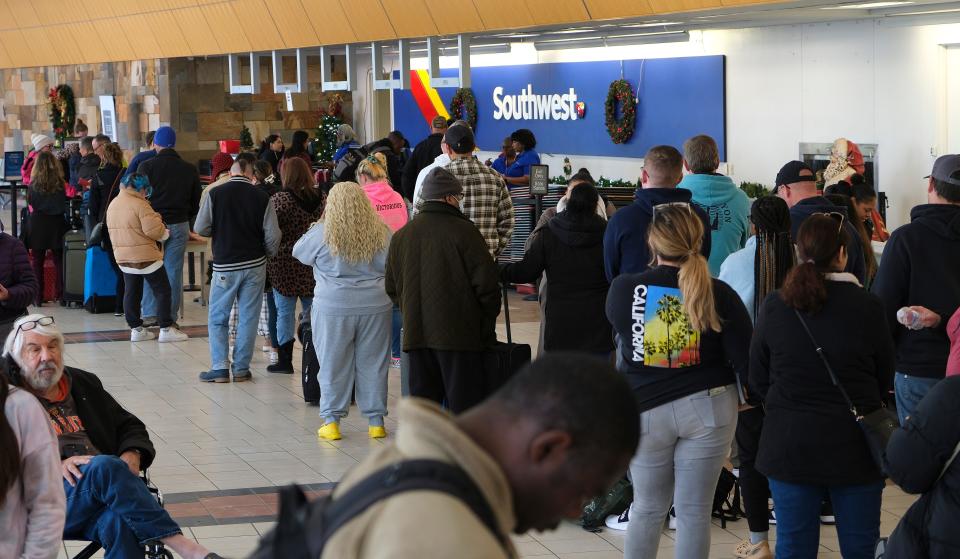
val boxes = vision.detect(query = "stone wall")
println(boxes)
[0,60,167,159]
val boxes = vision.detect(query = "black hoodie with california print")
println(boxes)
[872,203,960,379]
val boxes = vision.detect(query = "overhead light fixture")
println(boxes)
[552,28,597,34]
[533,31,689,51]
[822,1,912,9]
[621,21,683,28]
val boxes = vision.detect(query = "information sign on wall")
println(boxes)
[3,151,23,181]
[530,164,550,195]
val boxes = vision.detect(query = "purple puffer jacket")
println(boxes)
[0,233,38,323]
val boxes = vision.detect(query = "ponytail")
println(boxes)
[780,213,848,313]
[780,262,828,313]
[0,372,21,507]
[678,252,722,333]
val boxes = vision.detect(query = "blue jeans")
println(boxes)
[63,455,181,559]
[142,221,189,320]
[273,289,312,346]
[392,304,402,358]
[768,478,883,559]
[894,372,940,424]
[209,265,266,373]
[265,290,279,347]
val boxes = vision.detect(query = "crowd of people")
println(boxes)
[1,115,959,559]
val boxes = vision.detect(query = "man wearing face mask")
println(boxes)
[1,314,223,559]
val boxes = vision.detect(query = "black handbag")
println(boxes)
[794,309,899,473]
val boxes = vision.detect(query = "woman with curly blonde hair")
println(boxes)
[293,182,392,441]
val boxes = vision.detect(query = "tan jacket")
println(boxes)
[323,399,517,559]
[106,188,166,266]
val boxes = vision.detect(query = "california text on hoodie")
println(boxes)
[606,265,752,412]
[681,173,751,276]
[362,180,409,232]
[603,188,712,281]
[789,196,867,284]
[871,203,960,379]
[501,211,613,353]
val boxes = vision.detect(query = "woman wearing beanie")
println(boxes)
[718,196,795,559]
[20,134,54,186]
[106,173,189,343]
[606,203,752,559]
[293,183,392,441]
[26,152,67,305]
[502,183,611,356]
[750,214,893,559]
[266,158,323,374]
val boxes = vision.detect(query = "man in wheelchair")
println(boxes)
[3,314,222,559]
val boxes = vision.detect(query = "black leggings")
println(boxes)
[122,267,173,329]
[736,406,770,533]
[106,245,125,312]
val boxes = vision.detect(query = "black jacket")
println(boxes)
[789,196,867,284]
[401,133,443,200]
[0,233,37,322]
[3,360,156,468]
[385,201,501,352]
[138,148,202,225]
[76,153,101,187]
[884,375,960,559]
[501,211,612,353]
[750,278,894,485]
[606,265,752,412]
[872,204,960,379]
[89,163,123,223]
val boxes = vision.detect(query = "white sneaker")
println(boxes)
[667,506,677,530]
[262,345,272,352]
[605,508,630,531]
[158,326,189,343]
[131,327,156,342]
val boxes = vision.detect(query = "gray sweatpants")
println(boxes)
[312,309,391,426]
[625,386,738,559]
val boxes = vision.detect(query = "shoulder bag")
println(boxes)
[794,309,899,473]
[88,170,123,249]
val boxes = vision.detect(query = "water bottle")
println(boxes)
[897,307,923,330]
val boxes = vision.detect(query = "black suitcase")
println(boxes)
[297,313,320,404]
[65,195,83,231]
[485,285,532,396]
[61,230,86,307]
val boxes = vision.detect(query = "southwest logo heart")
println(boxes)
[575,102,586,119]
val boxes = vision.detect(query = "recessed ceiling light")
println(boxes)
[822,1,913,9]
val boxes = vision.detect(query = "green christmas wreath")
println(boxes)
[605,79,636,144]
[448,88,478,132]
[48,84,76,141]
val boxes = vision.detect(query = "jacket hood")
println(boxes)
[790,196,849,219]
[909,204,960,241]
[678,173,740,205]
[363,180,400,203]
[548,211,606,247]
[632,187,694,215]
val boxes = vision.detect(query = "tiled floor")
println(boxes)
[35,290,915,559]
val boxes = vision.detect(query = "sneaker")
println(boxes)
[667,506,677,530]
[390,357,401,369]
[820,501,836,525]
[114,310,123,317]
[768,507,777,525]
[198,369,230,383]
[604,508,629,531]
[158,326,189,343]
[262,345,272,352]
[368,426,387,439]
[318,422,342,440]
[141,317,158,328]
[232,370,252,382]
[734,539,773,559]
[131,327,156,342]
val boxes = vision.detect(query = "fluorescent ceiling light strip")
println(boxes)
[822,1,912,9]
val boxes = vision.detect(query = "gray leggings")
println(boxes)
[625,386,738,559]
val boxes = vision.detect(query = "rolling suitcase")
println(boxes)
[61,230,86,306]
[297,313,320,404]
[83,245,117,313]
[485,284,532,397]
[42,252,57,303]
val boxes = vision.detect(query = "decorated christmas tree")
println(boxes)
[314,94,345,163]
[239,124,254,151]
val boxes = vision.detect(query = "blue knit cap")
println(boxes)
[153,126,176,148]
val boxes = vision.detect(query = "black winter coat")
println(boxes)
[138,148,202,225]
[750,277,895,485]
[501,211,612,353]
[3,361,157,468]
[401,133,443,200]
[0,233,37,323]
[884,375,960,558]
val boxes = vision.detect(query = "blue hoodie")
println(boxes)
[603,187,712,281]
[680,173,750,276]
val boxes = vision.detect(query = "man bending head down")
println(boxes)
[3,314,222,559]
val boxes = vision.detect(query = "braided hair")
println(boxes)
[751,197,795,318]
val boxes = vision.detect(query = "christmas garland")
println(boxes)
[48,85,76,141]
[604,79,636,144]
[448,88,478,132]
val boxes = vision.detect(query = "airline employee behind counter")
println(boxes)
[500,129,540,187]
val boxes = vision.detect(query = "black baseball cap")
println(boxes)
[925,154,960,185]
[775,160,815,188]
[443,125,476,154]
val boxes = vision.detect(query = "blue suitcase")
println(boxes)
[83,246,117,314]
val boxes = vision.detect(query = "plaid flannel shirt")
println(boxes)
[444,157,514,258]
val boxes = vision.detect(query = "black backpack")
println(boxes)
[250,459,506,559]
[330,146,368,184]
[712,467,744,528]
